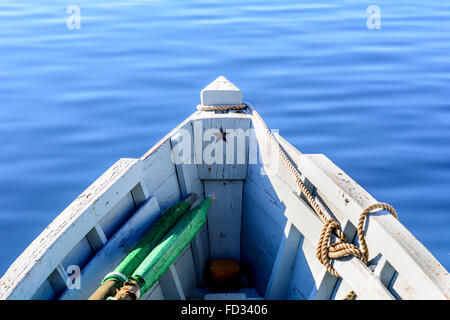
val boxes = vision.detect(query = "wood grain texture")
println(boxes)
[0,158,143,300]
[192,115,251,180]
[171,129,209,288]
[276,135,449,299]
[205,180,243,261]
[265,222,302,299]
[251,118,394,299]
[60,197,160,300]
[159,265,186,300]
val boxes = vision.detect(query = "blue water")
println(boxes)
[0,0,449,276]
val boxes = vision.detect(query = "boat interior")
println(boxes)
[1,78,448,300]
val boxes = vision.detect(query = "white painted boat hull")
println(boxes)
[1,77,448,300]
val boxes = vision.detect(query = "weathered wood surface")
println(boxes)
[205,180,243,261]
[264,222,302,299]
[0,110,199,300]
[171,128,209,287]
[200,75,242,107]
[60,196,160,300]
[276,135,450,300]
[242,144,288,297]
[141,140,181,213]
[86,224,108,253]
[0,158,144,300]
[251,117,394,300]
[159,265,186,300]
[192,114,251,180]
[158,245,198,300]
[3,99,448,301]
[172,245,198,299]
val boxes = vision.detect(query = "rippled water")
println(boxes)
[0,0,449,276]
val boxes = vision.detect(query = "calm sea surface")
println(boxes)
[0,0,449,276]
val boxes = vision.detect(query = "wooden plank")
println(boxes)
[141,281,165,300]
[241,196,284,261]
[171,127,208,287]
[191,225,210,287]
[59,197,160,300]
[1,112,203,300]
[173,246,198,298]
[373,256,396,287]
[170,129,204,206]
[287,237,319,300]
[250,119,394,300]
[141,138,182,213]
[86,224,108,253]
[192,115,251,180]
[141,140,179,198]
[204,180,243,261]
[31,279,55,300]
[131,181,150,208]
[283,177,393,299]
[48,264,69,296]
[242,158,291,296]
[98,192,136,239]
[330,278,353,300]
[159,265,186,300]
[0,158,145,300]
[264,222,302,299]
[279,141,449,299]
[240,210,278,296]
[244,160,288,230]
[275,135,450,300]
[151,171,182,214]
[60,236,94,272]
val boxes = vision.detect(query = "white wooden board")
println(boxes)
[60,196,160,300]
[0,158,145,300]
[205,180,243,262]
[192,115,251,180]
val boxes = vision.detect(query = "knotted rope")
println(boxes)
[197,103,398,300]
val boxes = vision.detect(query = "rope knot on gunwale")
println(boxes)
[316,203,397,299]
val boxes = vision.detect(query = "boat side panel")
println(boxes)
[98,192,136,239]
[170,125,209,287]
[241,160,286,297]
[0,158,144,300]
[59,196,161,300]
[250,120,394,300]
[304,152,449,299]
[158,245,197,300]
[31,279,56,300]
[264,222,302,300]
[173,245,198,299]
[141,140,182,213]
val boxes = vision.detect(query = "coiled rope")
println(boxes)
[197,103,398,300]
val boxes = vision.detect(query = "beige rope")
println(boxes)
[197,103,398,300]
